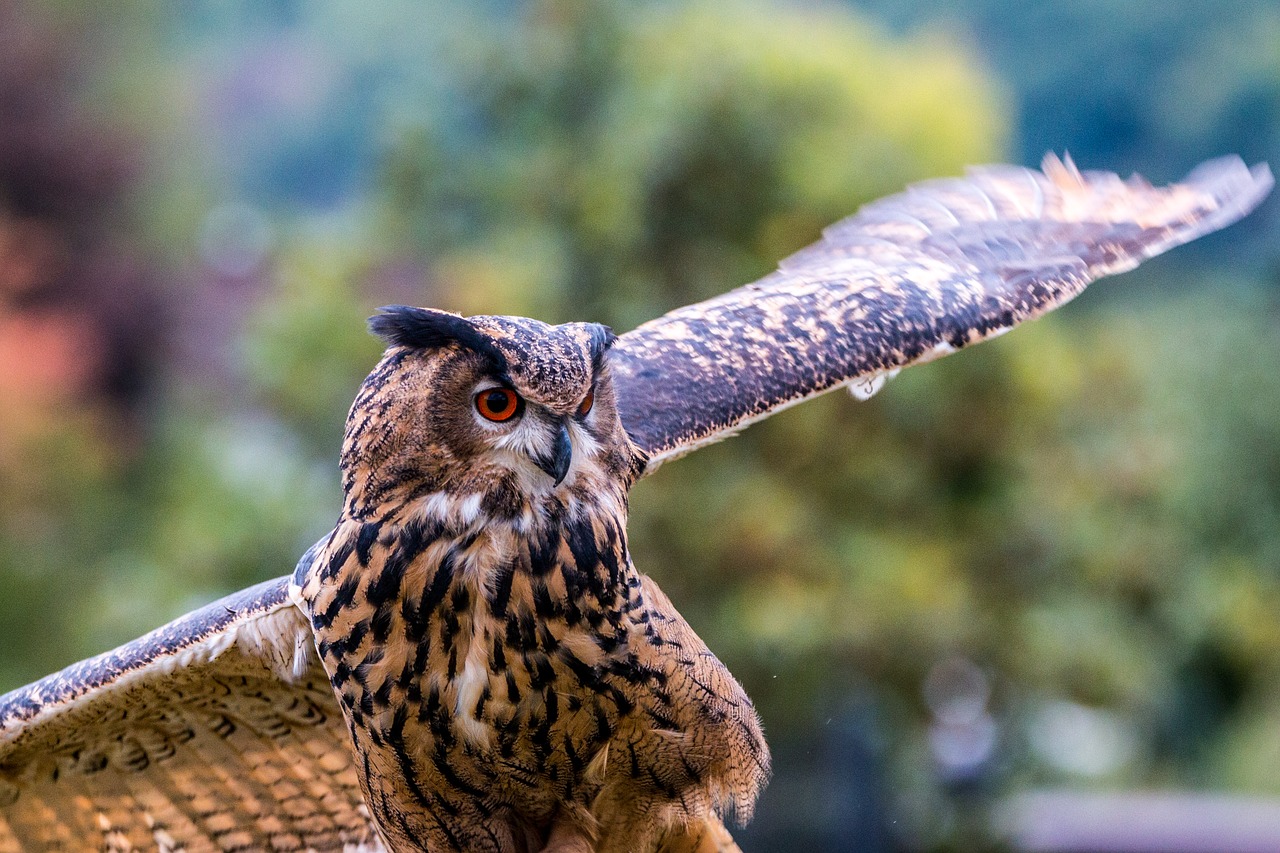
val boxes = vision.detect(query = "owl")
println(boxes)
[0,155,1270,852]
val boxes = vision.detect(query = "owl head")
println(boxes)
[339,305,643,520]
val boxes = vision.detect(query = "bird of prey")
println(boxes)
[0,155,1270,852]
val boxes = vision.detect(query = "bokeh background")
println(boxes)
[1,0,1278,849]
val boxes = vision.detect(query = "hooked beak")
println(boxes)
[533,420,573,485]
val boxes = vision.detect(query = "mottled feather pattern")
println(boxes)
[611,155,1273,467]
[0,579,378,851]
[0,156,1269,852]
[296,326,766,851]
[0,579,295,733]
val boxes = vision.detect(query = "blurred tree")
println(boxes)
[0,0,161,463]
[0,0,163,688]
[848,0,1278,174]
[847,0,1280,261]
[374,0,1005,328]
[2,0,1279,851]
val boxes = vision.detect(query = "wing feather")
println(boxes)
[0,576,381,852]
[611,155,1272,469]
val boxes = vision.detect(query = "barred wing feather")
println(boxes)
[0,576,380,852]
[611,155,1272,470]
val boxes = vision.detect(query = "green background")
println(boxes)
[1,0,1277,849]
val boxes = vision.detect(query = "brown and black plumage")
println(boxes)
[295,311,765,851]
[0,155,1271,852]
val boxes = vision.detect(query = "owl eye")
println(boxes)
[576,389,594,418]
[475,387,523,422]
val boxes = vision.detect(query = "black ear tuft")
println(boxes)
[369,305,465,347]
[368,305,507,368]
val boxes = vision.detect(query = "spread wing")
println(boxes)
[0,575,381,852]
[610,154,1273,471]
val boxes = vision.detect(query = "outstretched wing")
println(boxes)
[610,155,1272,470]
[0,575,380,852]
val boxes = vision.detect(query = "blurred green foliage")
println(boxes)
[1,0,1278,850]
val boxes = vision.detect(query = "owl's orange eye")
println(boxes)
[576,389,594,418]
[475,387,522,422]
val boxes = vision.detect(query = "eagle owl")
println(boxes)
[0,155,1271,852]
[294,311,767,851]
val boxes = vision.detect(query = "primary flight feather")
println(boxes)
[0,155,1270,852]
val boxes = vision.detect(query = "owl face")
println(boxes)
[340,306,639,519]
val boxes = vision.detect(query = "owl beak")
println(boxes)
[534,420,573,485]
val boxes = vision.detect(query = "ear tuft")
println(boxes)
[368,306,506,370]
[369,306,469,348]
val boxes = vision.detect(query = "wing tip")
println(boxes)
[1035,151,1272,256]
[1183,155,1274,219]
[1036,151,1273,209]
[1144,156,1273,257]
